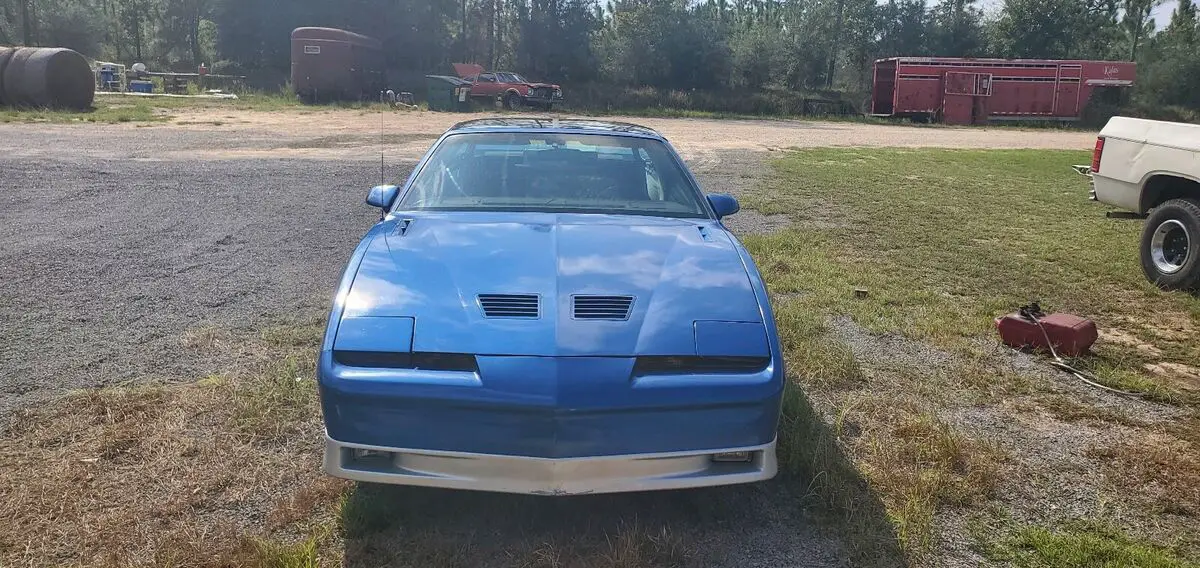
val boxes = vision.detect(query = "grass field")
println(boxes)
[1,147,1197,567]
[0,92,326,124]
[749,148,1200,565]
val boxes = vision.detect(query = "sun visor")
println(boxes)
[334,316,414,352]
[693,321,769,357]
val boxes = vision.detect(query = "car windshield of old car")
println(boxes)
[397,132,710,219]
[507,73,526,83]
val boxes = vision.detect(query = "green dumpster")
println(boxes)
[425,75,472,111]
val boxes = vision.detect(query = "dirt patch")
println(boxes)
[1099,329,1164,357]
[0,109,1098,164]
[1116,312,1197,342]
[1144,362,1200,391]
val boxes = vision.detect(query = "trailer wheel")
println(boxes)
[1140,198,1200,291]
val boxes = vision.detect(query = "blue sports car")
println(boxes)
[319,118,785,495]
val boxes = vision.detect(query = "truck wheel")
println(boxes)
[1140,198,1200,291]
[504,93,521,110]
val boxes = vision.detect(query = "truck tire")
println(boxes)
[504,92,521,110]
[1140,198,1200,291]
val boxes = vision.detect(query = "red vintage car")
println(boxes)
[452,63,563,110]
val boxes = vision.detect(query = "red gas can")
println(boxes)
[996,311,1098,357]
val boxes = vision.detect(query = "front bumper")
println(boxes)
[522,95,561,105]
[319,355,783,458]
[325,433,777,495]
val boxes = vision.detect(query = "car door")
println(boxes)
[474,73,500,97]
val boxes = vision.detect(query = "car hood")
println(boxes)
[341,212,764,356]
[452,62,485,79]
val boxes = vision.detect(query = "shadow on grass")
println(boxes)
[339,385,903,568]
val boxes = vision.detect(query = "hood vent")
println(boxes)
[573,295,635,320]
[478,294,540,318]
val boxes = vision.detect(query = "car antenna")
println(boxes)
[379,90,386,186]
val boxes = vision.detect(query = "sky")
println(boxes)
[1154,0,1181,28]
[975,0,1183,30]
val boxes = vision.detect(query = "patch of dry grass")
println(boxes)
[1087,432,1200,518]
[2,319,784,568]
[0,323,337,567]
[845,401,1003,557]
[770,304,1001,562]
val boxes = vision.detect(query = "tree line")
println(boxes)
[1,0,1197,115]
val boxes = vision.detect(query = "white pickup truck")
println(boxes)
[1081,117,1200,290]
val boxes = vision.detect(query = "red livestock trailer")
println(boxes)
[870,57,1136,125]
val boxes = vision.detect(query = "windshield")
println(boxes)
[397,132,710,219]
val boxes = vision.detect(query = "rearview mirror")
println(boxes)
[367,185,399,216]
[707,194,740,219]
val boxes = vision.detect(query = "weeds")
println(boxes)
[251,531,325,568]
[0,102,167,124]
[230,354,319,442]
[975,519,1198,568]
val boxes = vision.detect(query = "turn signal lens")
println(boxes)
[353,449,390,460]
[711,451,753,463]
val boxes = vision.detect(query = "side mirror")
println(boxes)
[367,185,399,217]
[707,194,740,219]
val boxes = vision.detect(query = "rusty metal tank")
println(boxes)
[291,27,385,104]
[0,47,95,109]
[0,47,17,106]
